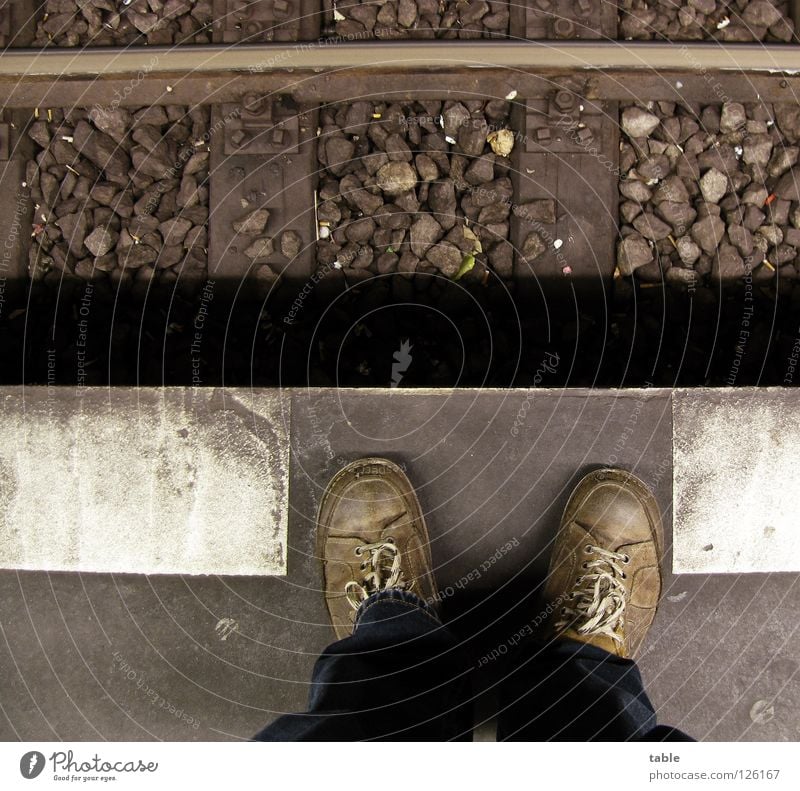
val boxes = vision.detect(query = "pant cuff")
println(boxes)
[354,588,441,630]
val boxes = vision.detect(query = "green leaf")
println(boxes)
[453,253,475,281]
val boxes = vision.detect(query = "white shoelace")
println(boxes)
[555,544,630,646]
[345,539,409,610]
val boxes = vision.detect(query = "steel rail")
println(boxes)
[1,41,800,79]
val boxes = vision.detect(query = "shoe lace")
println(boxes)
[555,544,630,646]
[345,539,409,610]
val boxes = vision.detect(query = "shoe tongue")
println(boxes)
[561,627,626,658]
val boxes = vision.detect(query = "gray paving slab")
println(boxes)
[673,388,800,574]
[0,387,798,741]
[0,387,289,576]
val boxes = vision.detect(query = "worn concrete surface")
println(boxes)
[0,388,798,741]
[673,388,800,574]
[0,387,289,576]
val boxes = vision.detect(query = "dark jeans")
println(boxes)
[254,590,692,741]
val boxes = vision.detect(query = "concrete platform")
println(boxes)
[0,387,289,576]
[0,387,798,741]
[673,388,800,574]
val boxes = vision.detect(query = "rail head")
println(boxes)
[2,41,800,79]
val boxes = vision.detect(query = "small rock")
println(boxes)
[88,107,132,145]
[757,224,783,247]
[741,1,783,29]
[620,180,652,203]
[743,135,773,168]
[720,102,747,134]
[119,244,158,269]
[233,208,270,235]
[397,251,419,279]
[676,235,702,265]
[665,266,698,288]
[657,202,697,232]
[617,234,653,275]
[633,212,672,241]
[377,162,417,195]
[84,227,118,257]
[775,166,800,202]
[177,174,199,208]
[464,155,495,186]
[428,181,457,225]
[442,102,470,138]
[713,244,746,280]
[699,168,728,203]
[183,151,209,175]
[409,214,443,257]
[27,121,51,148]
[691,215,725,255]
[280,230,302,259]
[621,106,660,139]
[728,224,755,257]
[426,242,462,277]
[767,146,799,178]
[156,245,184,269]
[345,217,376,244]
[488,241,513,278]
[385,133,413,162]
[243,237,274,262]
[325,137,356,176]
[55,211,89,257]
[415,154,439,182]
[521,232,547,262]
[159,217,192,245]
[515,199,556,225]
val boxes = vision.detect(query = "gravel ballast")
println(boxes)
[315,98,519,290]
[618,99,800,286]
[33,0,213,46]
[619,0,795,42]
[26,104,210,292]
[332,0,510,39]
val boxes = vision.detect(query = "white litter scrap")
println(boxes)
[504,89,518,101]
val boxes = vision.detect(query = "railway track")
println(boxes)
[2,2,800,388]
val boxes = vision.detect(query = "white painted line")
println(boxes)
[0,387,289,576]
[673,388,800,574]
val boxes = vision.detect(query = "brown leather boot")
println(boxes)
[318,458,437,639]
[542,468,664,659]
